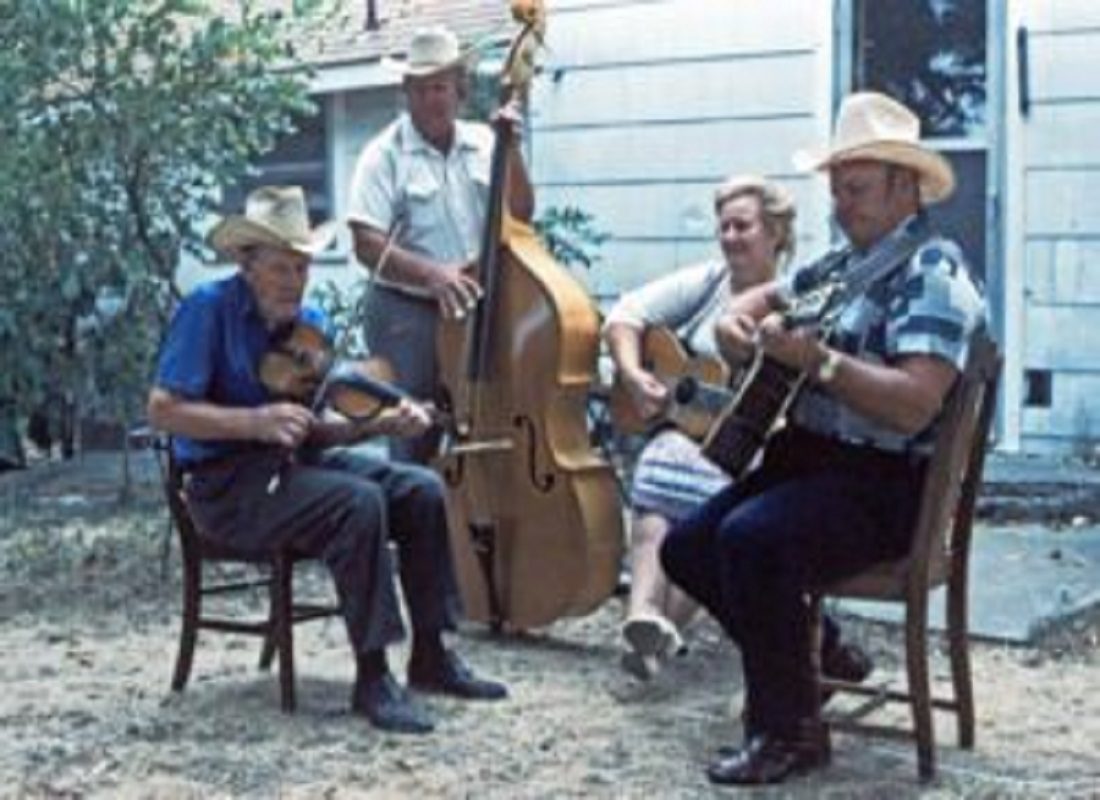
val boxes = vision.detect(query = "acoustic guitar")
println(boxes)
[700,281,846,477]
[608,326,733,441]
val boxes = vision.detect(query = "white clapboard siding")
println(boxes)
[1024,305,1100,371]
[531,0,833,299]
[1017,1,1100,451]
[537,177,818,241]
[1022,373,1100,451]
[1025,239,1100,306]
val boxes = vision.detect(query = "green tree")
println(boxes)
[0,0,334,452]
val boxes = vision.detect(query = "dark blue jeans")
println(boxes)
[660,427,925,738]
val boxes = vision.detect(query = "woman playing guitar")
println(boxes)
[603,175,796,680]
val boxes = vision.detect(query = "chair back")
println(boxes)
[906,332,1002,593]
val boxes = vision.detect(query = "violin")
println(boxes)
[258,320,438,495]
[259,320,408,420]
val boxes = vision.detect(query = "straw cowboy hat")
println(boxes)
[793,91,956,203]
[382,25,471,78]
[209,186,337,261]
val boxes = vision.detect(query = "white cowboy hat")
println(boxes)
[382,25,471,78]
[793,91,956,203]
[209,186,337,261]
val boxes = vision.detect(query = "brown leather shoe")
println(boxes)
[708,719,830,786]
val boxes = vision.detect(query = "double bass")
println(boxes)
[435,0,623,630]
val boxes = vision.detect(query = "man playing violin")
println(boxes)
[347,24,534,465]
[147,185,507,735]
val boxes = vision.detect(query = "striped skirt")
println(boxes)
[630,429,731,522]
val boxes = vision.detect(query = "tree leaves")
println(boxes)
[0,0,324,425]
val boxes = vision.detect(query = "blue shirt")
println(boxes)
[154,274,329,467]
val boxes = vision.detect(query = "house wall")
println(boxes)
[530,0,835,307]
[1008,0,1100,454]
[173,0,1100,457]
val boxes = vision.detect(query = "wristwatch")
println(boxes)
[815,348,842,384]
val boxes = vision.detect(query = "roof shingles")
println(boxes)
[217,0,513,68]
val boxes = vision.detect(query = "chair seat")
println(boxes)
[822,554,949,600]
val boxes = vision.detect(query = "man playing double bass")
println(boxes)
[348,24,535,465]
[148,186,507,736]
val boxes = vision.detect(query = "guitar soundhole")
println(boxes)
[675,377,699,404]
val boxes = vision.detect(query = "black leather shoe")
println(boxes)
[823,641,873,683]
[351,672,435,734]
[708,721,830,786]
[408,649,508,701]
[821,640,873,706]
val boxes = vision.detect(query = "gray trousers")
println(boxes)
[364,284,444,465]
[185,445,461,655]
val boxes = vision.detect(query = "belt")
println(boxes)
[777,427,927,475]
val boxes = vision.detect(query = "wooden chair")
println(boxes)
[808,333,1002,781]
[158,443,341,712]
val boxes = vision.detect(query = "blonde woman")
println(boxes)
[603,175,796,679]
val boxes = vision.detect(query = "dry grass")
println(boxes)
[2,457,1100,798]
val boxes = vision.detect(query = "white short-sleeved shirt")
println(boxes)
[602,260,730,358]
[347,113,493,290]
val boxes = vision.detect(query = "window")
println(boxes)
[849,0,993,284]
[222,104,331,231]
[854,0,987,138]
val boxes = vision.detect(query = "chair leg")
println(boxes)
[171,556,201,692]
[271,556,296,713]
[905,599,936,781]
[258,574,277,672]
[807,594,825,713]
[947,578,975,749]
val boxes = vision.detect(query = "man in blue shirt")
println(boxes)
[148,186,506,735]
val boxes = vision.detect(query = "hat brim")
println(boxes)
[208,216,338,263]
[793,140,956,204]
[381,51,471,78]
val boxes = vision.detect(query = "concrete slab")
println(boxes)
[983,451,1100,487]
[837,524,1100,643]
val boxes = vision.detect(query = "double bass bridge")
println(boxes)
[445,437,516,456]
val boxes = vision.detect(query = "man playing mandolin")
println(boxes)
[347,24,535,465]
[660,92,987,785]
[147,186,506,736]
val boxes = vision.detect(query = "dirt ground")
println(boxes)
[2,453,1100,799]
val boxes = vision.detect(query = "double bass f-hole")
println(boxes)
[514,415,555,492]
